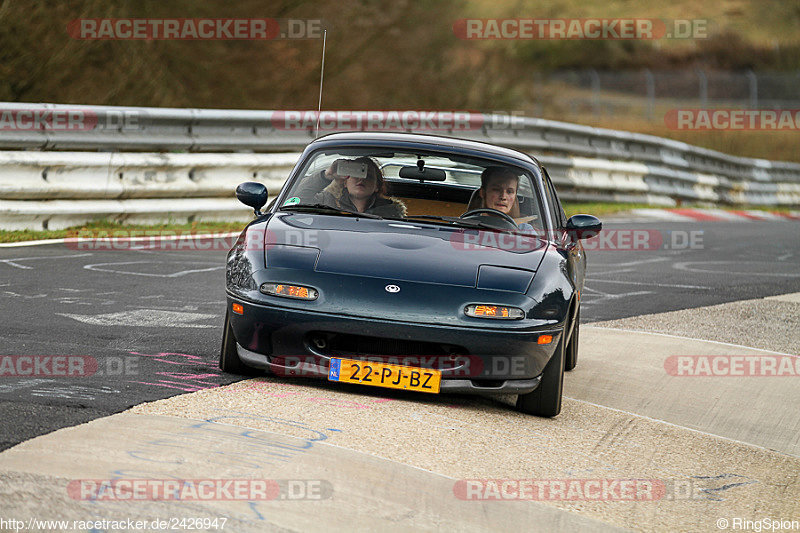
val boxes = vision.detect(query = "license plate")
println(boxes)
[328,358,441,394]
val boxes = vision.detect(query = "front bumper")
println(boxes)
[228,294,563,395]
[236,344,543,394]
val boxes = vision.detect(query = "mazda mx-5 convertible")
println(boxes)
[221,132,601,417]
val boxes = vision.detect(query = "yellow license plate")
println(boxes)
[328,358,441,394]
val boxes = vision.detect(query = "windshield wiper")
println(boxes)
[401,214,460,223]
[400,214,516,232]
[279,203,383,219]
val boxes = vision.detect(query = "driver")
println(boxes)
[478,166,521,217]
[295,157,406,218]
[474,166,535,232]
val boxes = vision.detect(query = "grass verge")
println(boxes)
[0,220,247,244]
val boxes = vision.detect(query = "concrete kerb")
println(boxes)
[0,413,624,533]
[0,327,798,532]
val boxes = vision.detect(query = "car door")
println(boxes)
[541,167,586,296]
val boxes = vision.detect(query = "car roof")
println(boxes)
[308,131,539,166]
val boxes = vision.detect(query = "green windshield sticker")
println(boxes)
[283,196,301,206]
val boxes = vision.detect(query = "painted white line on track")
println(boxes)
[672,261,800,277]
[585,278,711,289]
[576,285,654,308]
[0,232,240,248]
[0,238,68,248]
[0,253,93,269]
[599,257,669,268]
[83,260,224,277]
[589,257,670,276]
[584,289,653,300]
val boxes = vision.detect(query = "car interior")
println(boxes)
[286,150,544,231]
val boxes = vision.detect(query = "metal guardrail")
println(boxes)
[0,103,798,230]
[0,151,299,230]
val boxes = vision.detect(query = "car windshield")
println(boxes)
[278,147,545,234]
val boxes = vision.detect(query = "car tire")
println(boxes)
[565,308,580,372]
[516,335,565,417]
[219,311,258,375]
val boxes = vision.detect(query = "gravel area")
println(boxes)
[591,296,800,355]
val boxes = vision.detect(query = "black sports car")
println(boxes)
[221,132,601,417]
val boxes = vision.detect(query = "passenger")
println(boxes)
[295,156,406,218]
[473,166,535,231]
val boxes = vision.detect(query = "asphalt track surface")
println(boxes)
[0,218,798,453]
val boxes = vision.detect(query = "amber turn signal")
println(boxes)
[260,283,319,300]
[464,304,524,320]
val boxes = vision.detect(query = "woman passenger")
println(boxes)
[295,156,406,218]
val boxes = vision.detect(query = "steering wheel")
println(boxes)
[459,208,518,230]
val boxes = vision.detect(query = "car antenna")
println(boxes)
[314,29,327,138]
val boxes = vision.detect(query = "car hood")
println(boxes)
[266,213,547,288]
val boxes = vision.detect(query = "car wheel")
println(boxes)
[565,308,580,372]
[219,311,258,375]
[516,335,565,417]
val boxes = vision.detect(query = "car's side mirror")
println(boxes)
[236,182,268,216]
[566,214,602,240]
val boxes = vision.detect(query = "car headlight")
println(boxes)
[226,250,257,293]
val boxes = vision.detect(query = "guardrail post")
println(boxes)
[696,69,708,107]
[644,69,655,120]
[589,69,600,116]
[746,70,758,109]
